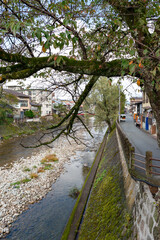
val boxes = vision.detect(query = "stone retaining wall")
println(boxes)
[116,129,160,240]
[133,183,160,240]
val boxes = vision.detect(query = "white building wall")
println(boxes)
[23,89,53,116]
[5,85,53,117]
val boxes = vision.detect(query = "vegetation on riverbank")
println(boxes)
[0,114,62,141]
[78,129,133,239]
[62,128,133,239]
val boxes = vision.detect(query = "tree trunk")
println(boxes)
[106,119,112,132]
[149,99,160,147]
[144,75,160,147]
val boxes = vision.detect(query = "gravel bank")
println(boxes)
[0,135,85,238]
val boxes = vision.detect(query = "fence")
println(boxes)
[116,121,160,186]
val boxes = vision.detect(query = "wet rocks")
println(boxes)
[0,134,85,238]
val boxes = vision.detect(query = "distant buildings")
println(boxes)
[52,99,76,115]
[5,85,53,117]
[130,92,157,136]
[3,85,82,121]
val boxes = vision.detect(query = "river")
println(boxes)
[1,121,107,240]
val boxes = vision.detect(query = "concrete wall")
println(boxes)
[116,129,160,240]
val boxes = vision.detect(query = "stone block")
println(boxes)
[140,219,144,233]
[149,217,154,234]
[154,209,159,223]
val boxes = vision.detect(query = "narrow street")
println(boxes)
[120,114,160,159]
[120,114,160,177]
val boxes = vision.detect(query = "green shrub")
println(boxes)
[24,110,34,118]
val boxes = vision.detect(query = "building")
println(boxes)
[23,89,53,116]
[142,91,156,134]
[6,86,53,116]
[3,89,31,119]
[130,93,157,136]
[130,97,143,115]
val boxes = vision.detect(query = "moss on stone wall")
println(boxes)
[78,130,133,240]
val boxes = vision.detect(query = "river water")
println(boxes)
[1,122,107,240]
[0,134,47,168]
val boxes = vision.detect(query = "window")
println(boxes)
[46,104,48,108]
[20,100,28,107]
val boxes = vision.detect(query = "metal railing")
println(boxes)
[116,121,160,186]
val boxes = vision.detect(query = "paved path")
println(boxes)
[120,114,160,159]
[120,114,160,176]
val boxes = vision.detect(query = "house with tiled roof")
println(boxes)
[3,89,31,119]
[6,86,53,116]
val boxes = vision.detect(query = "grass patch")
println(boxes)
[11,181,21,186]
[37,167,45,173]
[41,159,47,164]
[21,178,31,183]
[3,135,12,140]
[44,164,53,170]
[94,169,107,188]
[23,167,31,172]
[41,154,59,164]
[11,178,31,186]
[30,173,38,179]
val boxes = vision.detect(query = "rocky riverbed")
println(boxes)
[0,135,85,238]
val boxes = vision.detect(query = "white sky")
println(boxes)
[5,74,142,102]
[111,76,142,102]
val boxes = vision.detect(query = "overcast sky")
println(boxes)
[112,76,142,102]
[5,74,142,103]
